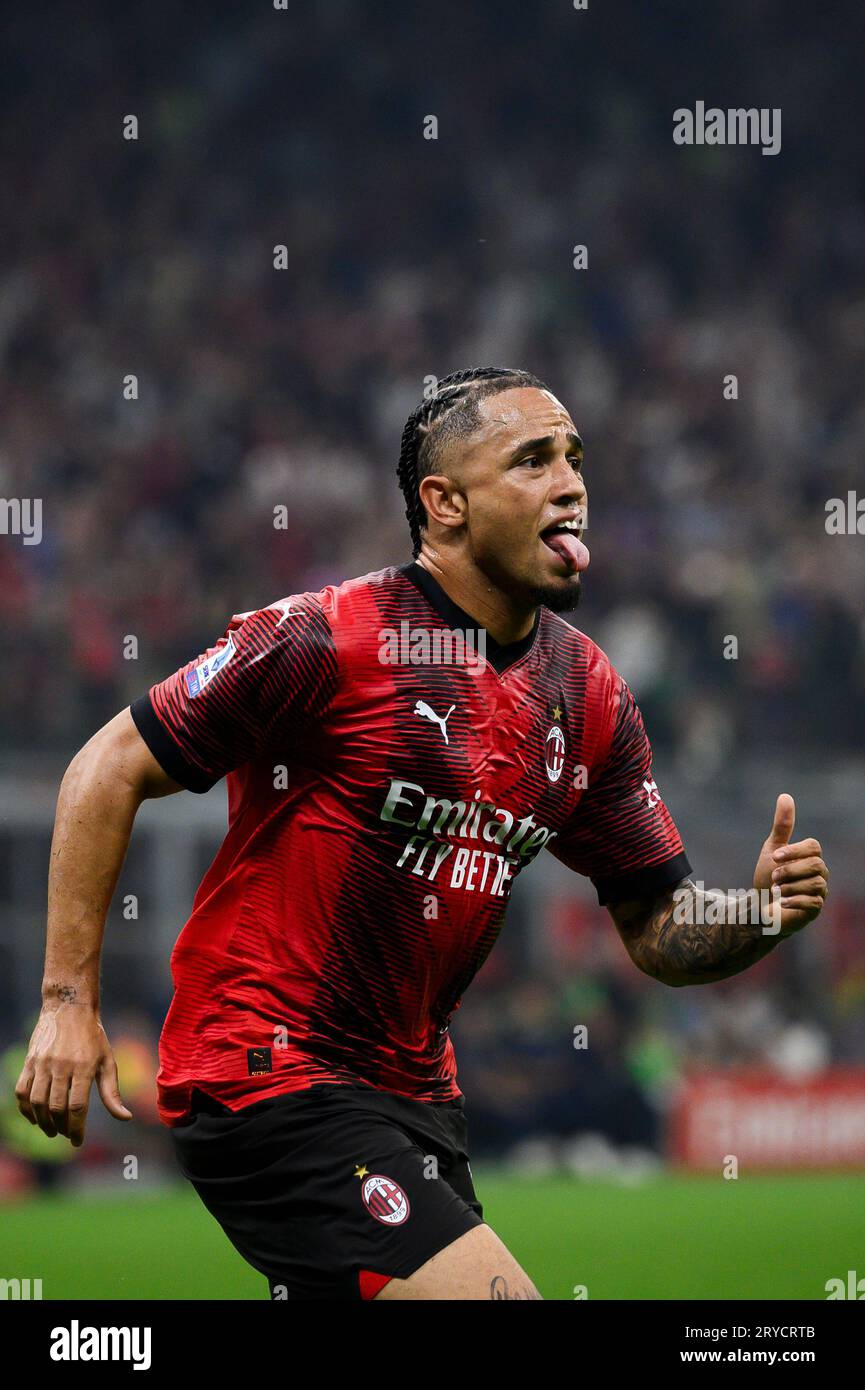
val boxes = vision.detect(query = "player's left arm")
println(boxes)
[607,793,829,987]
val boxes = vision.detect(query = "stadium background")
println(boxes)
[1,0,863,1299]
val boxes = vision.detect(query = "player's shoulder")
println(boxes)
[227,566,404,639]
[294,564,408,623]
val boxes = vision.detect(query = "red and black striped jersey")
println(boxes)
[130,562,690,1125]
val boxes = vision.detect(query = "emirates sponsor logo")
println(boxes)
[380,779,558,898]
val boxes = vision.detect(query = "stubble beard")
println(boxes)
[526,576,583,613]
[471,542,584,615]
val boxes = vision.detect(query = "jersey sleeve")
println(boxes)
[550,673,691,904]
[128,598,339,793]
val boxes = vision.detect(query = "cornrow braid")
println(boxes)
[396,366,549,558]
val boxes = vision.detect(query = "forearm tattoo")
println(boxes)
[614,879,782,986]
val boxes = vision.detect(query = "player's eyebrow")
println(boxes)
[507,431,583,460]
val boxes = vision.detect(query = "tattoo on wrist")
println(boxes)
[43,983,92,1006]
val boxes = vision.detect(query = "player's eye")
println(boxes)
[568,456,584,471]
[520,456,543,469]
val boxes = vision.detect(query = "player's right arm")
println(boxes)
[17,596,339,1147]
[15,707,184,1147]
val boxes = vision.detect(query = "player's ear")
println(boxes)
[418,473,466,532]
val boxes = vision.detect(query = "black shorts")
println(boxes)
[170,1083,485,1300]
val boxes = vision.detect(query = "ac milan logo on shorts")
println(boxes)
[545,724,566,783]
[361,1175,411,1225]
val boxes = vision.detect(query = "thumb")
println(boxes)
[766,792,796,848]
[96,1055,133,1121]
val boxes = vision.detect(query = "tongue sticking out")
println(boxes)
[543,530,590,572]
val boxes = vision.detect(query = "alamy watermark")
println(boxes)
[378,622,487,669]
[673,103,781,156]
[825,491,865,534]
[49,1322,151,1370]
[0,497,42,544]
[673,879,783,934]
[0,1277,42,1299]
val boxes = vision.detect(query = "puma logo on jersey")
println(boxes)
[273,601,302,626]
[413,700,456,744]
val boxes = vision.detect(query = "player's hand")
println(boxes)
[15,1003,132,1147]
[752,793,829,937]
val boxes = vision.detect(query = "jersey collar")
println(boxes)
[398,561,540,676]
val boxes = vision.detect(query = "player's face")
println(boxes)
[456,387,589,611]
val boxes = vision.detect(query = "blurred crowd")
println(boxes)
[1,0,863,768]
[1,2,863,1184]
[455,885,865,1162]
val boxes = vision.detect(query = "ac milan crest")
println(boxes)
[361,1174,411,1225]
[545,724,566,783]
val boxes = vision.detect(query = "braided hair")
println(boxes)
[396,366,549,558]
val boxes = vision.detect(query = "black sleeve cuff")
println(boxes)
[129,694,217,795]
[592,851,692,907]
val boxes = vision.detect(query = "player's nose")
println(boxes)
[549,454,587,505]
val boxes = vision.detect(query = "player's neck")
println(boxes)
[414,550,537,646]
